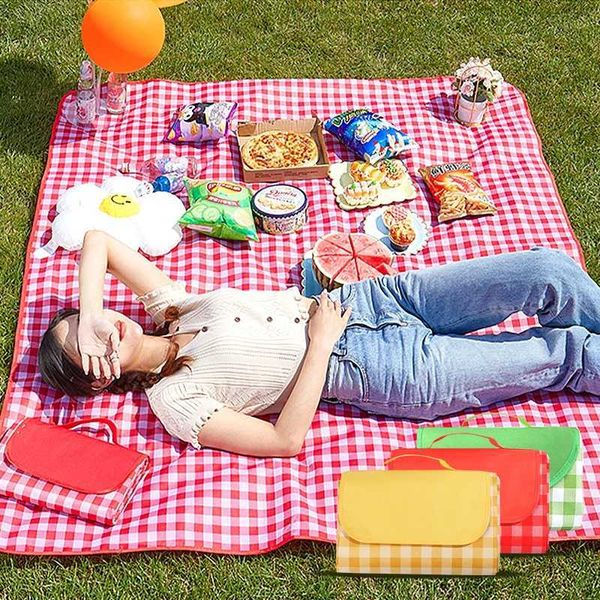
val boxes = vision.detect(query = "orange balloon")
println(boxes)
[82,0,165,73]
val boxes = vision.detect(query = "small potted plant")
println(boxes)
[452,57,504,126]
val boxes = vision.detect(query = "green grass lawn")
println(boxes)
[1,0,600,598]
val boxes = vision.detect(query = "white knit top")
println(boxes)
[138,283,310,448]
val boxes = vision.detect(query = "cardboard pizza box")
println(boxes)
[236,116,331,183]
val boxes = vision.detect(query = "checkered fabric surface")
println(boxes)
[336,475,500,575]
[550,445,584,530]
[0,420,150,527]
[501,452,549,554]
[0,78,598,556]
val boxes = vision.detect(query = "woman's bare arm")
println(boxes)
[77,231,177,377]
[197,292,351,457]
[79,230,176,308]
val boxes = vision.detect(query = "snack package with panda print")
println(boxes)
[164,101,237,144]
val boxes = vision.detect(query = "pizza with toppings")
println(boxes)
[241,130,319,170]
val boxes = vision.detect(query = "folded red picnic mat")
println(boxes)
[386,442,550,554]
[1,78,598,556]
[0,418,151,526]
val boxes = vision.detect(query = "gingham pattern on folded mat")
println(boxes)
[336,476,500,575]
[550,445,585,530]
[0,78,598,555]
[502,453,550,554]
[0,421,149,527]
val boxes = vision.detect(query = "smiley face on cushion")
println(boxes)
[99,193,141,218]
[35,176,186,259]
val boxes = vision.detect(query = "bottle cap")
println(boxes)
[153,173,183,193]
[152,176,171,192]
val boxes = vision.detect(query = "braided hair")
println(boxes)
[39,306,191,397]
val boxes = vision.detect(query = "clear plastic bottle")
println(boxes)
[119,156,200,180]
[75,60,96,125]
[106,72,128,114]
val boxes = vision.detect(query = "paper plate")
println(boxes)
[362,207,431,255]
[300,252,324,297]
[328,162,418,211]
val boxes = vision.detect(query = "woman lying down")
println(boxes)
[40,231,600,457]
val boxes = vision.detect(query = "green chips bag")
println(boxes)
[180,180,259,241]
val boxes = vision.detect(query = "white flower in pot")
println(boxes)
[452,57,504,126]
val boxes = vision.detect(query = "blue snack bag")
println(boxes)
[324,109,417,164]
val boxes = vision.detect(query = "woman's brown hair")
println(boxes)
[38,307,190,397]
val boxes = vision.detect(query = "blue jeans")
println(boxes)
[322,247,600,419]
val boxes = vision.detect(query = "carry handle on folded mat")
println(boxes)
[427,432,505,449]
[458,415,532,427]
[63,418,119,445]
[384,453,456,470]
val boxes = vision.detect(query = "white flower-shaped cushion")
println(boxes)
[35,176,186,258]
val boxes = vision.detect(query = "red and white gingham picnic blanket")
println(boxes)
[1,78,598,555]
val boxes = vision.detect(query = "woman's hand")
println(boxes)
[77,311,121,380]
[307,291,352,351]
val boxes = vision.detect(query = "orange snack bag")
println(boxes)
[419,161,496,223]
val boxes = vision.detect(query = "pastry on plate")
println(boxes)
[383,205,416,251]
[376,158,410,188]
[241,130,319,170]
[340,180,381,207]
[349,161,386,184]
[388,217,416,251]
[382,204,411,229]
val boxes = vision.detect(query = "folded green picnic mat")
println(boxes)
[417,424,584,530]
